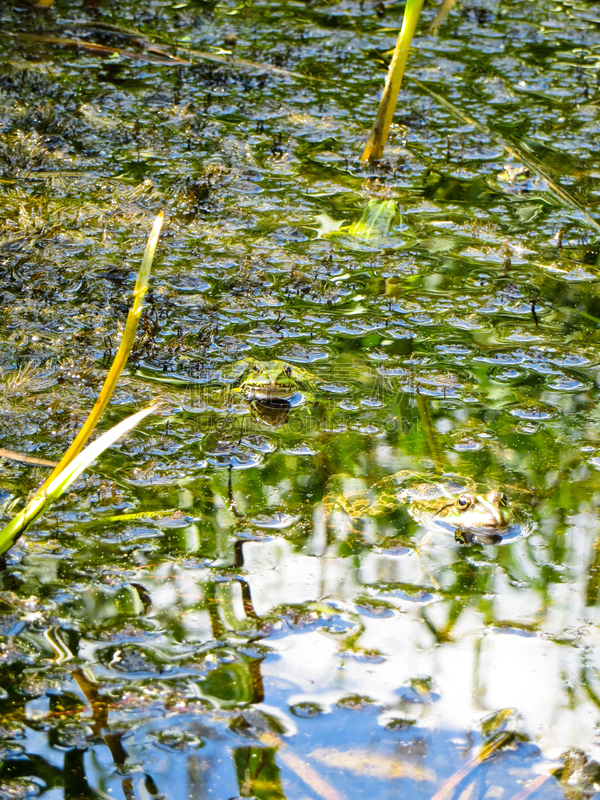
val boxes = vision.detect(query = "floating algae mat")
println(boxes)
[2,0,600,797]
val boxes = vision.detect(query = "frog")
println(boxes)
[227,357,319,402]
[324,472,525,545]
[397,477,519,545]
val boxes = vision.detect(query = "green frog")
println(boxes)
[325,473,525,545]
[398,477,519,545]
[228,357,319,402]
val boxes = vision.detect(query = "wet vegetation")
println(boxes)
[1,0,600,797]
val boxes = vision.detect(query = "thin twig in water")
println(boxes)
[429,732,515,800]
[259,732,345,800]
[6,24,318,81]
[174,44,319,80]
[0,31,190,65]
[412,78,600,234]
[508,774,551,800]
[67,19,153,39]
[0,448,57,468]
[428,0,458,34]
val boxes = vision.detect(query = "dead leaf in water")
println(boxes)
[309,747,435,782]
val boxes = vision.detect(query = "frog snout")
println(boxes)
[477,491,504,526]
[485,489,501,505]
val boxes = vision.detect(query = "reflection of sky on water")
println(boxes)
[224,517,600,761]
[8,489,600,797]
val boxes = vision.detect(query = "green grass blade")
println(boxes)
[0,213,165,556]
[37,211,164,495]
[361,0,424,163]
[0,404,160,555]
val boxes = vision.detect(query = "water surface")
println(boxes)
[1,0,600,797]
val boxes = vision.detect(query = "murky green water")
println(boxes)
[2,0,600,797]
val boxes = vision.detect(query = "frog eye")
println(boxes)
[457,495,472,511]
[498,492,508,506]
[284,365,292,377]
[253,364,261,374]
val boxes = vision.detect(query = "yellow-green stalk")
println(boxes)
[0,405,160,554]
[0,212,164,553]
[38,212,164,494]
[361,0,424,163]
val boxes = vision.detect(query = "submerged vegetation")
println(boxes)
[0,0,600,798]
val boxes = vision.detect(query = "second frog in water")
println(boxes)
[326,473,528,545]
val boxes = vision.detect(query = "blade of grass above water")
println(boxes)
[0,214,165,552]
[412,78,600,234]
[38,212,163,495]
[0,403,161,555]
[361,0,425,162]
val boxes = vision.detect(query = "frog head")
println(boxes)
[407,483,520,543]
[231,358,318,401]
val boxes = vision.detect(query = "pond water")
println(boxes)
[1,0,600,797]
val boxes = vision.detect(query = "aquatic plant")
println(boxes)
[0,361,52,402]
[361,0,424,162]
[0,405,159,554]
[0,213,164,554]
[347,198,398,238]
